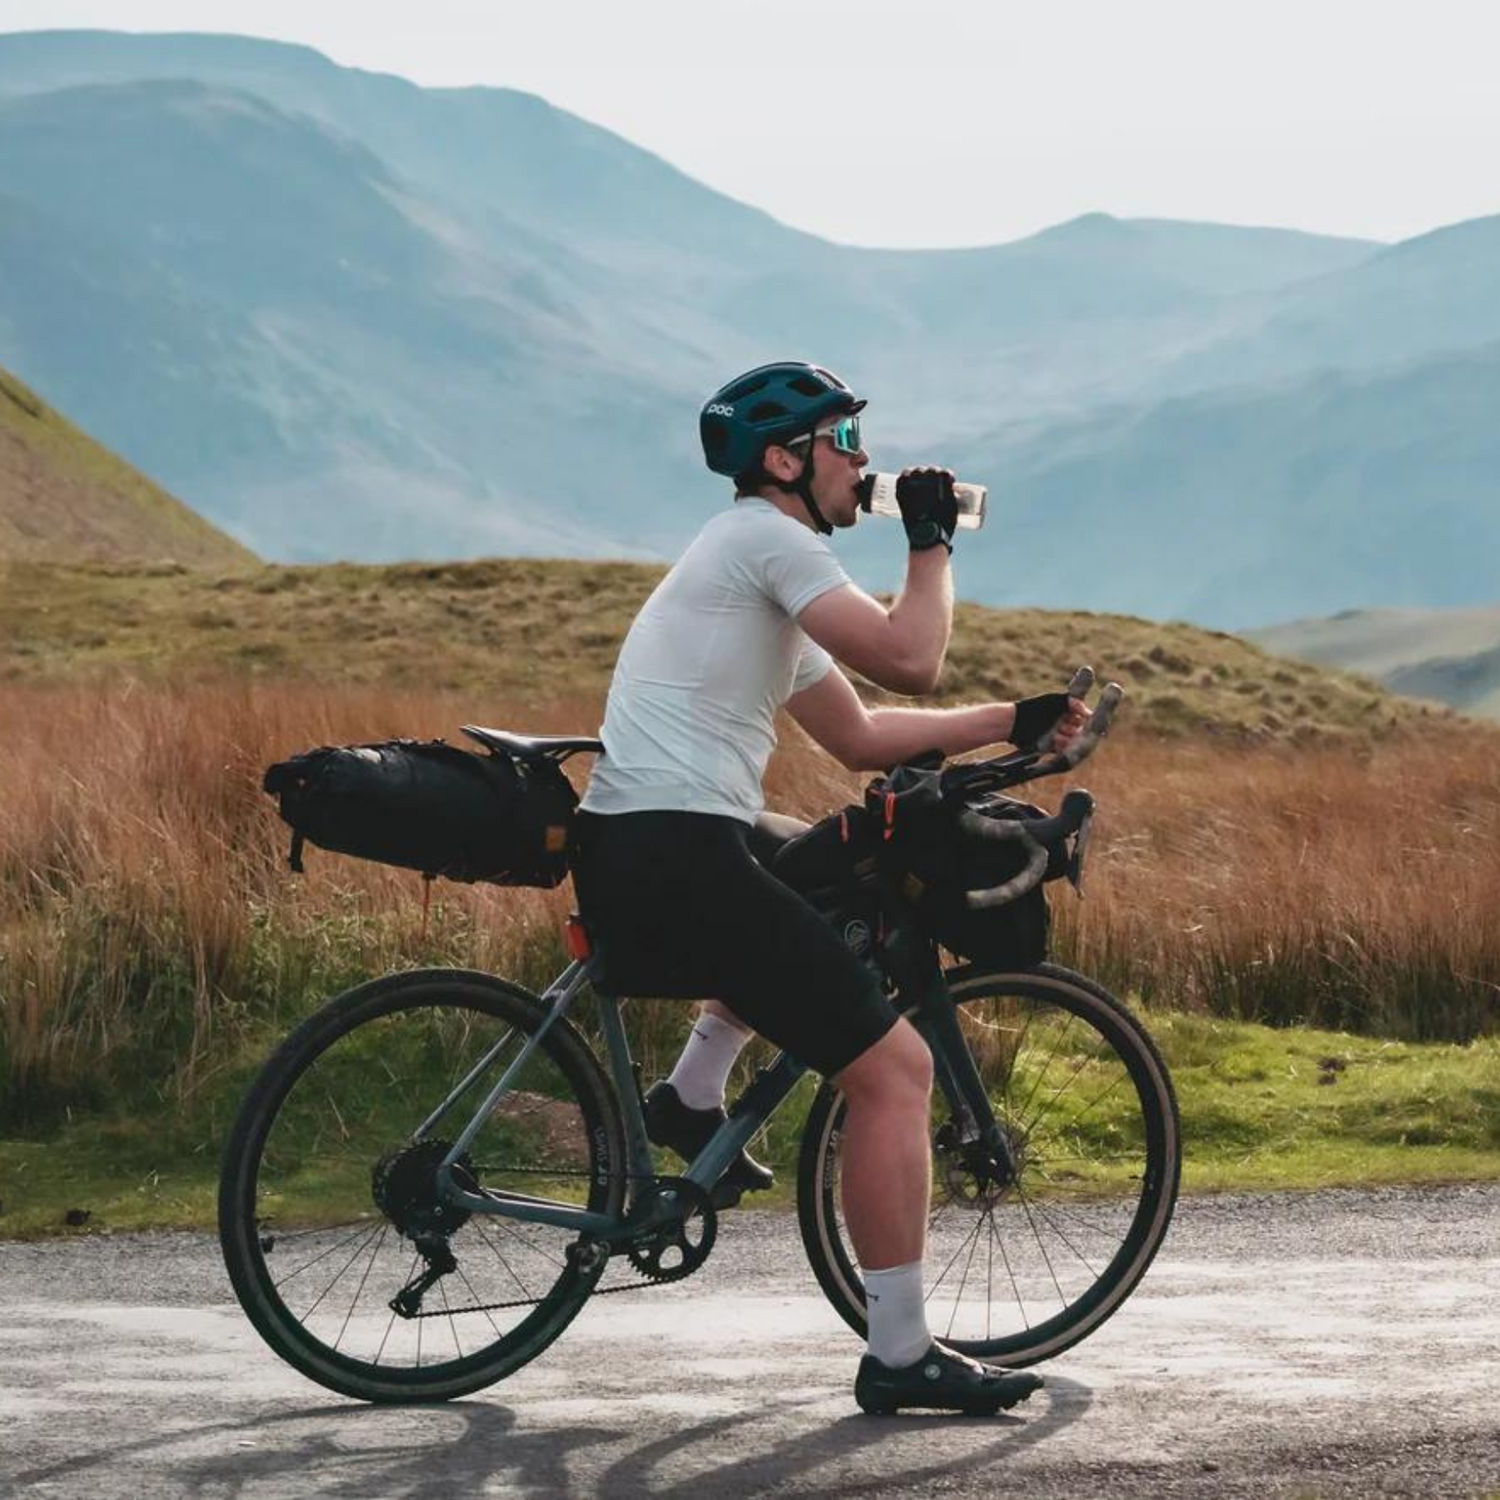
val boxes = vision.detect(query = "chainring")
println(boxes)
[624,1177,717,1283]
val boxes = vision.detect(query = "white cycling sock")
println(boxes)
[863,1260,931,1369]
[665,1010,751,1110]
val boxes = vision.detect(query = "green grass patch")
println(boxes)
[3,1008,1495,1238]
[1156,1010,1500,1193]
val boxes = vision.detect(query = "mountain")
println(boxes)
[4,27,1493,632]
[0,34,1380,426]
[1160,215,1500,397]
[1251,603,1500,720]
[929,341,1500,629]
[0,78,699,562]
[0,359,254,566]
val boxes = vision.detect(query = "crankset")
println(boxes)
[623,1176,717,1283]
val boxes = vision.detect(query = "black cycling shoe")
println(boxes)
[642,1080,774,1208]
[854,1342,1044,1416]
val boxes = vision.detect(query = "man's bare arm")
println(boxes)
[797,548,952,696]
[788,666,1090,771]
[786,666,1012,769]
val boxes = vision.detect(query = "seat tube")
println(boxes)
[593,990,656,1185]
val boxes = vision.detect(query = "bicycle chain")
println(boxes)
[395,1164,705,1320]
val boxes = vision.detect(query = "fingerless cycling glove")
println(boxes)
[895,469,958,553]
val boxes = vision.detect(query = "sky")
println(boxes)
[6,0,1500,249]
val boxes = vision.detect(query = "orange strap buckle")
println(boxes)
[883,790,897,842]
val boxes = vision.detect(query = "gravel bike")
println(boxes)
[219,670,1180,1402]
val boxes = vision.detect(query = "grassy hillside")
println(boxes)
[0,362,255,568]
[0,556,1451,741]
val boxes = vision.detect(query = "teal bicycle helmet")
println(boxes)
[699,362,866,479]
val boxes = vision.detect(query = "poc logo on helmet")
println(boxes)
[705,403,735,417]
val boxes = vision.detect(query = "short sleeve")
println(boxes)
[755,515,850,618]
[792,637,833,694]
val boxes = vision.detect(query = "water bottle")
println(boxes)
[857,472,988,531]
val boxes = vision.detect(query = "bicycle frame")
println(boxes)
[426,941,1007,1242]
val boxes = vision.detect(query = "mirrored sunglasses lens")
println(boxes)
[834,417,860,453]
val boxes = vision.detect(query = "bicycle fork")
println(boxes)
[907,960,1018,1188]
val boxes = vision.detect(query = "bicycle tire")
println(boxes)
[219,968,626,1402]
[797,961,1180,1367]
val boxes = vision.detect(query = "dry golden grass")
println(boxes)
[2,675,1496,1134]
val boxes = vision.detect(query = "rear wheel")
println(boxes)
[797,962,1180,1366]
[219,969,626,1402]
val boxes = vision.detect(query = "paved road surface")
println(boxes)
[2,1185,1498,1498]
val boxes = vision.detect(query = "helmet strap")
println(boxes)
[771,439,832,536]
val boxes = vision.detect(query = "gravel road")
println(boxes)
[2,1185,1498,1499]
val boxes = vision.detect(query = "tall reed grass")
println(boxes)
[1,679,1495,1135]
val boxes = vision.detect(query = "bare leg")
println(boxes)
[832,1018,933,1269]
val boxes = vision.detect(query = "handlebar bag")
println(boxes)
[864,773,1063,969]
[263,739,576,886]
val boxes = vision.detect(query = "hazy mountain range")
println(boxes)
[0,28,1495,630]
[1251,604,1500,722]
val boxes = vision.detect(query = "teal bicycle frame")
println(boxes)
[425,940,1013,1243]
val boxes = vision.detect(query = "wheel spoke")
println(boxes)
[295,1224,386,1323]
[468,1215,538,1299]
[944,1214,986,1340]
[333,1223,388,1353]
[271,1219,382,1291]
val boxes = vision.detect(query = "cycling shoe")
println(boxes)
[854,1342,1044,1416]
[642,1080,773,1207]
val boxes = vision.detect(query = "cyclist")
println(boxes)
[570,361,1088,1415]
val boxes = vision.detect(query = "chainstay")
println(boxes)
[399,1162,697,1318]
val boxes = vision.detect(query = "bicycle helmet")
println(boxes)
[699,362,866,534]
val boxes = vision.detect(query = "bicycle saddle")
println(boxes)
[461,726,604,762]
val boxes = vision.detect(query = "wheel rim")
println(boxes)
[810,968,1178,1362]
[232,991,613,1383]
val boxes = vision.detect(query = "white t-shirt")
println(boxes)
[581,498,849,823]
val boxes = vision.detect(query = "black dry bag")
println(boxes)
[262,739,576,886]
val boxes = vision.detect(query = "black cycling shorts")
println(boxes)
[570,809,898,1078]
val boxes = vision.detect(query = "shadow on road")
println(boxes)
[11,1377,1093,1496]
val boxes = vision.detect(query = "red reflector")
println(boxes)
[564,915,592,961]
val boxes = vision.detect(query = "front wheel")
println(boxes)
[219,969,627,1402]
[797,962,1180,1367]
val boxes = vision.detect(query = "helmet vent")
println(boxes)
[747,400,789,423]
[788,376,830,398]
[726,374,771,401]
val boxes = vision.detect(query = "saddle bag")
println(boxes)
[262,739,576,886]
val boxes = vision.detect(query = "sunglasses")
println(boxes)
[788,414,863,456]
